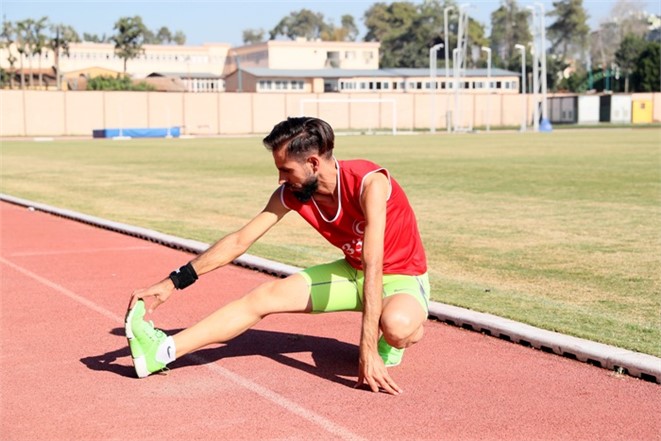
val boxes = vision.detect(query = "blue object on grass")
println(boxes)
[539,119,553,132]
[93,127,180,138]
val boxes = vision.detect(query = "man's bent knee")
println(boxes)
[380,314,425,349]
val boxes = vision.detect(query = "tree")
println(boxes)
[632,41,660,92]
[489,0,532,71]
[269,9,330,41]
[31,17,48,89]
[243,28,265,44]
[111,16,147,74]
[364,0,486,68]
[589,0,649,70]
[16,19,34,89]
[1,18,18,88]
[320,14,360,41]
[340,15,359,41]
[615,34,646,92]
[83,32,110,43]
[547,0,589,62]
[172,31,186,45]
[49,23,80,90]
[155,26,172,44]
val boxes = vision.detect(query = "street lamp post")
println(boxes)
[527,5,539,132]
[515,44,526,132]
[536,2,549,125]
[481,46,491,132]
[429,43,444,133]
[453,48,459,131]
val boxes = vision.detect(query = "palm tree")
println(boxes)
[1,18,18,89]
[15,19,33,89]
[49,23,80,90]
[32,17,48,89]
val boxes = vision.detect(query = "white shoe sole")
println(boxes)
[132,356,150,378]
[125,303,149,378]
[125,305,137,339]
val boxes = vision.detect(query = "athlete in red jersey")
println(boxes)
[127,117,430,396]
[280,158,427,276]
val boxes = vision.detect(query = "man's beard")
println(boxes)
[291,175,319,203]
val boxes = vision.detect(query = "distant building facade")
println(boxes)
[224,67,520,94]
[1,39,519,94]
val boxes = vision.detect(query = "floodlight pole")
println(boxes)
[429,43,444,133]
[453,48,459,131]
[481,46,491,132]
[444,6,453,132]
[527,5,539,132]
[453,3,471,132]
[536,2,548,122]
[515,44,526,132]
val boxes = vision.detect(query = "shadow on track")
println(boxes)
[81,327,358,388]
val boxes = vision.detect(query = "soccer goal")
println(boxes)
[298,98,399,135]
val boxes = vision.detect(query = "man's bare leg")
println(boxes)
[172,273,312,358]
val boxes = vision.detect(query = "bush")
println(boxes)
[86,75,154,91]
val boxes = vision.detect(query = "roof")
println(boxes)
[147,72,223,79]
[384,68,520,77]
[239,68,394,78]
[236,67,519,79]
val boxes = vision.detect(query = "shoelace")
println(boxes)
[145,321,166,342]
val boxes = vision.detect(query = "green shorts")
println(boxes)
[299,259,430,314]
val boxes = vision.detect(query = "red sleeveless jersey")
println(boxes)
[279,159,427,275]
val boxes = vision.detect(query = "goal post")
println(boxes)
[299,98,398,135]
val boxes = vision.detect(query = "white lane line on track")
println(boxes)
[9,245,157,257]
[0,256,368,441]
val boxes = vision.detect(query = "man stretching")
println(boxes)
[126,117,429,395]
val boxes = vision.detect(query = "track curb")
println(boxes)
[2,193,659,384]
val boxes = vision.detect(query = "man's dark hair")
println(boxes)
[263,117,335,159]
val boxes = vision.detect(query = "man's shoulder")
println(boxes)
[339,158,382,175]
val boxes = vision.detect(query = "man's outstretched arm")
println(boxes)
[128,189,290,312]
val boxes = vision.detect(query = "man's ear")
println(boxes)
[307,155,320,172]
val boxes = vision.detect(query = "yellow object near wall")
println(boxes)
[632,99,653,124]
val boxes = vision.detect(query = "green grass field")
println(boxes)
[2,129,660,356]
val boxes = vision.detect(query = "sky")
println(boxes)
[2,0,658,47]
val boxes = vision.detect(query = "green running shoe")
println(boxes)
[125,300,167,378]
[378,335,405,367]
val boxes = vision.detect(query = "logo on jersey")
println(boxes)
[352,220,366,236]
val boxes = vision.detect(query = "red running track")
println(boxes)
[1,201,660,441]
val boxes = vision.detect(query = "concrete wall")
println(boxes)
[1,90,659,137]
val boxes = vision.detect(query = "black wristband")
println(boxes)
[169,262,198,290]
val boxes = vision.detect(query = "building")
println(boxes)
[2,39,519,95]
[225,39,380,73]
[224,67,520,94]
[1,41,230,92]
